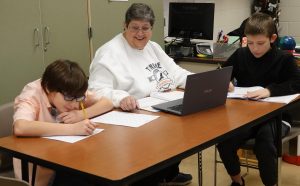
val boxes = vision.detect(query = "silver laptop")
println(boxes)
[152,66,233,116]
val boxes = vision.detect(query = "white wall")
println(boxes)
[279,0,300,42]
[163,0,252,42]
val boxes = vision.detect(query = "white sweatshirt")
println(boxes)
[88,33,191,107]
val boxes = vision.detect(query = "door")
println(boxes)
[0,0,45,104]
[40,0,90,73]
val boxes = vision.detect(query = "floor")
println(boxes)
[179,146,300,186]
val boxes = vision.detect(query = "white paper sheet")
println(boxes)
[91,111,159,127]
[43,128,103,143]
[137,91,184,112]
[137,97,166,112]
[227,86,299,104]
[150,91,184,101]
[261,94,299,104]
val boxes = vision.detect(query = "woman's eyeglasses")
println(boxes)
[128,26,152,33]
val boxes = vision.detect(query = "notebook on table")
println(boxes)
[152,66,233,116]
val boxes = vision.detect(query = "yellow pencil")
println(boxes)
[80,101,88,119]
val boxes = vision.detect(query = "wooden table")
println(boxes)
[0,99,298,186]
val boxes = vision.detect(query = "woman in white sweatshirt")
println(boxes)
[89,3,191,111]
[88,3,193,186]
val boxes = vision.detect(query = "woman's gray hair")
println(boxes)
[125,3,155,26]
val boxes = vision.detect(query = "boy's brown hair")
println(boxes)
[244,12,276,38]
[41,59,88,98]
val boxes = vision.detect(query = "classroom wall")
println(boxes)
[90,0,164,53]
[164,0,300,43]
[279,0,300,42]
[163,0,252,41]
[0,1,164,105]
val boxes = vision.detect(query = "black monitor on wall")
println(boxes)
[168,3,215,45]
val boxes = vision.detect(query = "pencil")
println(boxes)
[80,101,88,119]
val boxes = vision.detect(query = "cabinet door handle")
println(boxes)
[43,26,50,51]
[33,28,40,47]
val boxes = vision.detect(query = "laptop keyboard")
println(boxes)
[168,104,183,112]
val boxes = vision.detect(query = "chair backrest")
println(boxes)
[0,102,14,170]
[282,104,300,143]
[0,102,14,137]
[0,176,30,186]
[282,125,300,143]
[242,125,300,148]
[286,103,300,125]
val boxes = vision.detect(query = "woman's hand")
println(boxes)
[120,96,139,111]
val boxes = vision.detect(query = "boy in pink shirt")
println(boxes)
[13,59,113,186]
